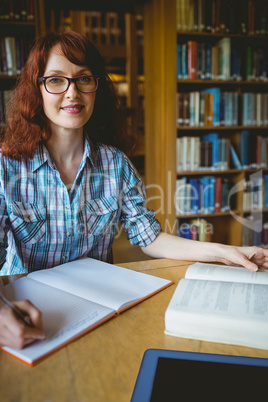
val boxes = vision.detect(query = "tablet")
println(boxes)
[131,349,268,402]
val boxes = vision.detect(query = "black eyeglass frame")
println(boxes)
[37,75,99,94]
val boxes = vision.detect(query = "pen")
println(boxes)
[0,293,34,327]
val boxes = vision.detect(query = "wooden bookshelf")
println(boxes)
[0,0,46,125]
[144,0,268,247]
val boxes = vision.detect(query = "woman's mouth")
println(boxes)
[60,104,84,114]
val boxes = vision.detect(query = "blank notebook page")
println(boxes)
[27,258,171,311]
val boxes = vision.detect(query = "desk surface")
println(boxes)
[1,259,268,402]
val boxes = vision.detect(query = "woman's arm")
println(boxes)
[141,232,268,271]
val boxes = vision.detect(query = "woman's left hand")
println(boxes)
[219,246,268,271]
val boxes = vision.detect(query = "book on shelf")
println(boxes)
[4,37,17,76]
[177,37,267,82]
[177,89,239,128]
[262,222,268,246]
[1,258,172,365]
[243,176,264,212]
[217,37,231,80]
[165,262,268,350]
[187,40,197,79]
[176,0,268,35]
[176,130,268,173]
[177,218,213,241]
[0,0,35,22]
[242,215,268,247]
[176,135,234,173]
[0,36,30,76]
[242,93,268,126]
[175,175,230,216]
[202,88,220,126]
[69,10,143,48]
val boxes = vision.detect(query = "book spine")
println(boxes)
[214,176,222,212]
[188,41,197,79]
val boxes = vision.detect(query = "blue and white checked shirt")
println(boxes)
[0,139,161,274]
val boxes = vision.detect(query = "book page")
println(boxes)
[27,258,172,312]
[165,278,268,349]
[3,277,114,364]
[169,278,268,320]
[185,262,268,285]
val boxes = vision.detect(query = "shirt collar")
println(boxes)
[84,136,97,168]
[30,138,97,173]
[30,142,51,172]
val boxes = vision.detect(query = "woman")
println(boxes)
[0,31,268,349]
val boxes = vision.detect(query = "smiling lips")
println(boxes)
[60,104,84,114]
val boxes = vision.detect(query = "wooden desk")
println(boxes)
[1,259,268,402]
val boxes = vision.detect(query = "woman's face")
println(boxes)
[40,45,96,133]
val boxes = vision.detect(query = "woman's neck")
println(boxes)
[45,127,85,189]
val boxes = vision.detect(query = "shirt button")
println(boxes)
[67,232,71,237]
[99,208,103,212]
[62,255,66,260]
[66,206,69,209]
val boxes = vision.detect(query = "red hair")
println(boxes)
[1,31,131,160]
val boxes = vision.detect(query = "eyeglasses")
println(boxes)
[37,75,99,94]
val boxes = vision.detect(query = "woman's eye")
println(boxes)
[78,76,91,83]
[48,77,65,84]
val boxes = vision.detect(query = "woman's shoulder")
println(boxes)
[0,150,32,172]
[93,142,126,164]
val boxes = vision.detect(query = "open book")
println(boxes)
[165,262,268,350]
[2,258,172,365]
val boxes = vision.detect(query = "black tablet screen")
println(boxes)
[150,357,268,401]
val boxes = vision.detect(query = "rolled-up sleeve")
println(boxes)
[119,156,161,247]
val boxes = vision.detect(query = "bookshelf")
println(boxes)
[0,0,46,126]
[144,0,268,247]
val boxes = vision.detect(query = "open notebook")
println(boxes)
[2,258,172,366]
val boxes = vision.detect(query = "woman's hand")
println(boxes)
[0,299,45,349]
[142,233,268,272]
[218,245,268,271]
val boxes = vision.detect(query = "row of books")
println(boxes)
[178,38,267,81]
[0,36,31,76]
[0,89,13,123]
[176,89,238,127]
[177,218,213,241]
[242,217,268,247]
[243,176,268,211]
[178,215,268,246]
[177,89,268,127]
[0,0,34,22]
[177,131,268,173]
[175,176,231,216]
[176,0,268,35]
[67,10,144,47]
[242,92,268,126]
[176,135,231,172]
[239,130,268,168]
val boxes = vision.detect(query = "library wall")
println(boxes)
[175,0,268,247]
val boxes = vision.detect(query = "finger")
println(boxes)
[232,252,258,271]
[0,309,44,349]
[14,300,44,330]
[1,302,45,343]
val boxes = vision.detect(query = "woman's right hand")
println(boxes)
[0,299,45,349]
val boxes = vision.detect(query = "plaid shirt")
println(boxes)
[0,139,161,274]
